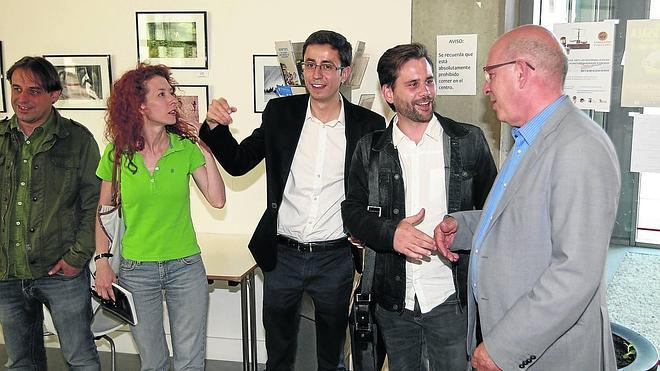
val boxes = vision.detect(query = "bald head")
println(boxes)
[495,25,568,88]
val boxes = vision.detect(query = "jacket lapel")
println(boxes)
[483,99,572,238]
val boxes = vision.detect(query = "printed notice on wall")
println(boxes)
[631,114,660,173]
[436,34,477,96]
[553,21,616,112]
[621,20,660,107]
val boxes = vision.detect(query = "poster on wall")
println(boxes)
[436,34,477,96]
[553,21,616,112]
[136,11,208,69]
[43,54,112,110]
[621,19,660,107]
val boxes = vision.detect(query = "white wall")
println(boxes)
[0,0,412,362]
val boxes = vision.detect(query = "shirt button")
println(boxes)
[23,159,28,163]
[271,203,277,209]
[15,242,20,247]
[20,181,26,186]
[155,166,160,171]
[33,197,38,201]
[394,174,400,180]
[29,228,35,232]
[26,140,31,144]
[150,179,155,182]
[15,221,21,226]
[17,201,23,206]
[517,149,522,154]
[393,208,399,215]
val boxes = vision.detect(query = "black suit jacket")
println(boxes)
[200,94,385,271]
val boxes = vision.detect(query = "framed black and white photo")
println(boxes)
[136,11,208,69]
[253,55,285,113]
[0,41,6,113]
[44,54,112,110]
[175,84,208,124]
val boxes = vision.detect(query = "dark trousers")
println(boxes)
[375,294,468,371]
[263,242,354,371]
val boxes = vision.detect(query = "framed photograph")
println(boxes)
[136,11,208,69]
[253,55,285,113]
[43,54,112,110]
[0,41,6,113]
[175,84,208,124]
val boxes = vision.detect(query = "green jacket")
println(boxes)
[0,109,100,279]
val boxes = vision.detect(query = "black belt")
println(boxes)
[277,235,347,253]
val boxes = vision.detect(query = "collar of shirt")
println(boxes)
[392,114,442,148]
[10,108,57,142]
[304,97,345,128]
[513,95,567,146]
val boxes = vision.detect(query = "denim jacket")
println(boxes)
[0,110,100,279]
[342,113,497,312]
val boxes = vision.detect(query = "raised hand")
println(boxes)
[206,98,237,128]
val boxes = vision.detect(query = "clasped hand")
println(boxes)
[393,209,459,262]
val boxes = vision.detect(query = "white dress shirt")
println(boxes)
[392,115,455,313]
[277,99,347,242]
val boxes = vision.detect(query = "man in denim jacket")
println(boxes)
[0,56,101,370]
[342,44,496,370]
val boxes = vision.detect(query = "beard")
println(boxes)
[396,96,435,123]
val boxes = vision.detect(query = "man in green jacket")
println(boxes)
[0,56,101,370]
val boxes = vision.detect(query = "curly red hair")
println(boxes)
[105,63,197,172]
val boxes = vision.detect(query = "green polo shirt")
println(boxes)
[7,111,57,278]
[96,133,205,261]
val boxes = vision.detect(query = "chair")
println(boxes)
[43,302,125,371]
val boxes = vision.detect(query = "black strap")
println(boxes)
[110,147,122,214]
[360,131,382,295]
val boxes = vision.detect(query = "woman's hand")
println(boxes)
[94,259,117,301]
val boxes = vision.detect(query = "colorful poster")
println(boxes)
[553,21,616,112]
[436,34,478,96]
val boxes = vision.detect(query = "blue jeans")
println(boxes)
[0,269,100,371]
[263,243,354,371]
[119,253,209,371]
[375,294,468,371]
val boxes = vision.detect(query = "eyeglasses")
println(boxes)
[300,61,344,74]
[483,60,535,83]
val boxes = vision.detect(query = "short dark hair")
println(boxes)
[377,43,433,111]
[7,56,62,92]
[302,30,352,67]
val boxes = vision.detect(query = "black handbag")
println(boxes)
[349,131,385,371]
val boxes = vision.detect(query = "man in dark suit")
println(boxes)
[200,30,386,371]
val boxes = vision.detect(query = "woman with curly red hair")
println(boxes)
[92,63,225,370]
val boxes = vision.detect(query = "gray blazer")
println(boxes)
[452,98,620,370]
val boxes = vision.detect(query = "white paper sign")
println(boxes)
[436,34,478,96]
[631,114,660,173]
[553,21,616,112]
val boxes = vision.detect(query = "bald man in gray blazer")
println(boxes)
[435,25,620,371]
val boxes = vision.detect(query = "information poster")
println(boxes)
[621,19,660,107]
[436,34,477,96]
[553,21,615,112]
[631,114,660,173]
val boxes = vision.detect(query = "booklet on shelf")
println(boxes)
[275,40,303,86]
[347,40,369,89]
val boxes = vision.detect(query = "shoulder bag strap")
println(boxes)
[360,131,382,294]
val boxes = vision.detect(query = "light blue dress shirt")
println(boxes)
[470,95,567,298]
